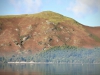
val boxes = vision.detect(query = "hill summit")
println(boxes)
[0,11,100,54]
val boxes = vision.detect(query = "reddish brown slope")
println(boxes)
[0,11,100,54]
[84,26,100,38]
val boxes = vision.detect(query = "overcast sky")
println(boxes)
[0,0,100,27]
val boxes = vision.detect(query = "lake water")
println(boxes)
[0,63,100,75]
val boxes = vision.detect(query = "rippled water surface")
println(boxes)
[0,63,100,75]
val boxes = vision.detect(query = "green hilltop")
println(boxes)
[0,11,80,25]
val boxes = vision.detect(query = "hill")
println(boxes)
[0,11,100,54]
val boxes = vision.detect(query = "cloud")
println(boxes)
[10,0,42,14]
[67,0,100,16]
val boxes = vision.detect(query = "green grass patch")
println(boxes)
[0,11,73,23]
[0,11,81,26]
[45,45,79,51]
[90,34,100,42]
[31,11,74,25]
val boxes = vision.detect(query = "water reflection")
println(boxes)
[0,63,100,75]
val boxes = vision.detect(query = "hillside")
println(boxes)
[0,11,100,54]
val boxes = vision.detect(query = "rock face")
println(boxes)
[0,11,100,54]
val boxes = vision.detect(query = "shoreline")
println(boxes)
[8,62,54,64]
[7,62,100,64]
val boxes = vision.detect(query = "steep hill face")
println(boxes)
[0,11,100,54]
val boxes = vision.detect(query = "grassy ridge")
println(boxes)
[0,11,80,25]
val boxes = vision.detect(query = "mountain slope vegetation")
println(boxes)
[0,11,100,55]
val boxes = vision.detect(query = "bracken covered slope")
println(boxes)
[0,11,100,54]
